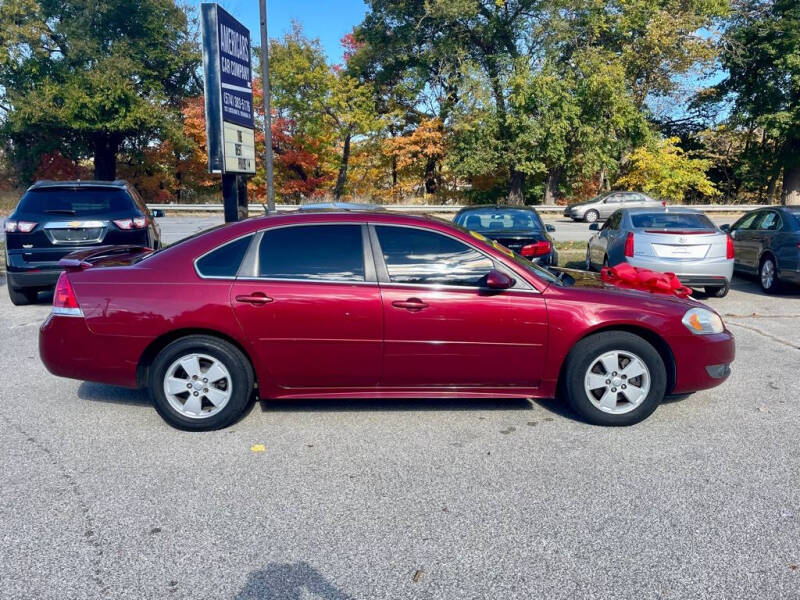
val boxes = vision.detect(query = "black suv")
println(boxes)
[4,180,163,305]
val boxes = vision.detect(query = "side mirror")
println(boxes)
[151,209,165,218]
[545,224,556,232]
[589,223,600,231]
[720,224,730,233]
[485,269,514,290]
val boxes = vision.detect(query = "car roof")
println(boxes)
[28,179,129,191]
[455,204,541,213]
[297,201,383,211]
[620,206,702,215]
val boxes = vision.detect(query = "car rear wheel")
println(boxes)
[8,286,38,306]
[564,331,667,426]
[149,335,254,431]
[705,283,729,298]
[585,248,592,271]
[584,210,599,223]
[759,256,779,293]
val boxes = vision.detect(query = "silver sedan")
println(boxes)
[563,191,664,223]
[586,208,734,297]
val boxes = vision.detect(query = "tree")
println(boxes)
[616,137,720,202]
[714,0,800,204]
[0,0,199,180]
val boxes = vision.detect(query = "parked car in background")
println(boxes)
[586,208,734,297]
[453,205,558,266]
[722,207,800,293]
[4,180,163,305]
[40,211,734,431]
[564,191,664,223]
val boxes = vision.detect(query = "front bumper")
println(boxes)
[670,330,735,394]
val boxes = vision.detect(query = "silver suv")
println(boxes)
[564,191,664,223]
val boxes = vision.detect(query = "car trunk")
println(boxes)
[632,229,726,261]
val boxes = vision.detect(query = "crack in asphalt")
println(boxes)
[726,321,800,350]
[5,419,109,597]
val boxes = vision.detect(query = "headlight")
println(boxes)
[682,308,725,335]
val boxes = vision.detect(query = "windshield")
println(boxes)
[18,188,134,216]
[455,227,563,286]
[455,208,543,233]
[631,212,714,230]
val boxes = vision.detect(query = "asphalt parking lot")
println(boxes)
[1,267,798,599]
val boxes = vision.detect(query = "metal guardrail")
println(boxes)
[146,203,763,214]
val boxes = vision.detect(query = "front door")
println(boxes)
[231,223,382,388]
[731,211,762,270]
[371,225,548,388]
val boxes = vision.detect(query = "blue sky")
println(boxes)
[193,0,369,63]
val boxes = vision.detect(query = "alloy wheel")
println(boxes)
[760,259,776,291]
[163,353,233,419]
[583,350,651,415]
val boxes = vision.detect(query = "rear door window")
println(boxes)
[258,224,365,282]
[196,235,253,278]
[758,212,781,231]
[18,188,134,216]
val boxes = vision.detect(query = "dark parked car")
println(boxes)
[40,211,734,431]
[564,191,664,223]
[4,180,163,305]
[453,205,558,266]
[722,207,800,292]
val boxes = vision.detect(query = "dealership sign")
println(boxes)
[200,3,256,174]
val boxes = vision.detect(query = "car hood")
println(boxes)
[550,268,706,309]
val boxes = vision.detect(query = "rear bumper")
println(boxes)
[671,330,735,395]
[39,314,144,388]
[6,267,62,290]
[627,256,734,286]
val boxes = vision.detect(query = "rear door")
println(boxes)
[370,224,548,388]
[230,223,383,389]
[594,211,622,265]
[730,211,762,270]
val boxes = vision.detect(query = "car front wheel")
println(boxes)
[148,335,254,431]
[759,256,779,293]
[564,331,667,426]
[584,210,599,223]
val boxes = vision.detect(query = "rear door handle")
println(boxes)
[235,293,273,306]
[392,298,429,311]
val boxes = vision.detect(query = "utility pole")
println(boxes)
[259,0,276,213]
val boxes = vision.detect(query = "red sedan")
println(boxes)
[39,211,734,430]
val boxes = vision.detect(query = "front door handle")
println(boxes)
[392,298,429,311]
[235,293,273,306]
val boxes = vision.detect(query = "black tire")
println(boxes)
[8,286,37,306]
[585,248,592,271]
[584,210,599,223]
[759,256,780,293]
[705,283,729,298]
[602,255,609,269]
[148,335,254,431]
[563,331,667,426]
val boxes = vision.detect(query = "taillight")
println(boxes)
[624,232,635,257]
[4,220,37,233]
[726,235,735,259]
[53,272,83,317]
[520,240,552,258]
[114,217,147,230]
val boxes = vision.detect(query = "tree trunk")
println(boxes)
[507,170,525,205]
[598,168,606,194]
[333,133,351,201]
[782,163,800,205]
[544,168,562,204]
[93,134,120,180]
[424,156,438,196]
[766,167,781,204]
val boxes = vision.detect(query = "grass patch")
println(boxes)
[0,241,5,274]
[0,189,22,215]
[555,240,587,269]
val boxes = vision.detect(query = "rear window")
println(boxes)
[455,209,543,232]
[631,213,714,230]
[195,235,253,278]
[18,188,134,216]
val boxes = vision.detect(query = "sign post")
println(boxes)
[200,3,256,223]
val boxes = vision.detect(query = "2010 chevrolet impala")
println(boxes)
[39,211,735,430]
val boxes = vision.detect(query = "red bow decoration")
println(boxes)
[600,263,692,299]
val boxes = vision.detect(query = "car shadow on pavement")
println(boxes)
[235,562,353,600]
[77,381,150,406]
[723,275,800,299]
[260,397,534,414]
